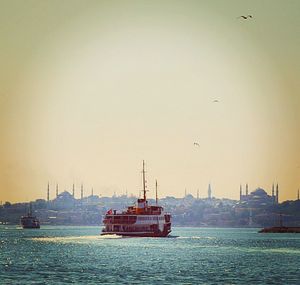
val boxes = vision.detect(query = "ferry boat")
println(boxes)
[101,161,171,237]
[20,203,40,229]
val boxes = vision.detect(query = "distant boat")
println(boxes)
[259,227,300,233]
[259,213,300,233]
[101,161,171,237]
[20,203,40,229]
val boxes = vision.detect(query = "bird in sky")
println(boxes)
[194,142,200,147]
[213,99,219,103]
[237,15,253,20]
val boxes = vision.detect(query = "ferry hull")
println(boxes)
[22,224,40,229]
[101,230,171,237]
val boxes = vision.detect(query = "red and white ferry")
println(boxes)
[101,161,171,237]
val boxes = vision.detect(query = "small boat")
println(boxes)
[259,213,300,233]
[259,227,300,233]
[20,203,40,229]
[101,161,171,237]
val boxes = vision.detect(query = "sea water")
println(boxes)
[0,226,299,284]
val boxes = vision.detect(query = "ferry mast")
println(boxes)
[142,160,146,201]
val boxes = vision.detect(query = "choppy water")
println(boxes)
[0,226,299,284]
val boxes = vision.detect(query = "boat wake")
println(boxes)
[31,234,123,244]
[175,236,216,240]
[99,234,123,239]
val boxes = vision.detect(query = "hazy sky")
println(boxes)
[0,0,299,202]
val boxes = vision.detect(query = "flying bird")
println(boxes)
[237,15,253,20]
[194,142,200,147]
[213,99,219,103]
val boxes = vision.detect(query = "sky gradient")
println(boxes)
[0,0,299,202]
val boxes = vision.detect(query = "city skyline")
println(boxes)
[1,1,300,202]
[2,180,298,204]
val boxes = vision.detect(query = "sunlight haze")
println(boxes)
[0,0,299,202]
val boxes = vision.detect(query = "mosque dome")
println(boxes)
[251,188,268,197]
[56,191,75,201]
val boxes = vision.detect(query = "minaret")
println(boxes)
[276,183,279,204]
[298,189,299,200]
[240,184,242,201]
[272,183,275,203]
[81,184,84,199]
[185,188,187,198]
[155,180,158,205]
[246,183,249,196]
[79,184,84,206]
[91,188,94,196]
[208,184,212,199]
[56,184,59,198]
[197,189,199,200]
[72,183,75,198]
[47,182,50,202]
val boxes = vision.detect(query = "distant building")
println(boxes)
[53,191,76,209]
[84,194,101,204]
[240,186,278,206]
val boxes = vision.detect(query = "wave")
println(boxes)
[241,247,300,255]
[175,236,216,240]
[31,234,123,243]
